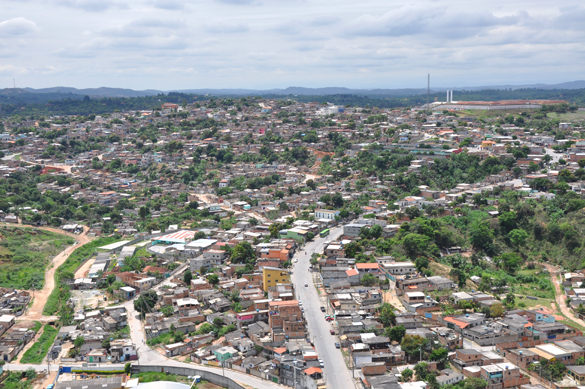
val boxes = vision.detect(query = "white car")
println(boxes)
[299,300,302,306]
[294,258,298,263]
[319,359,324,367]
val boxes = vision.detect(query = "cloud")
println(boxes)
[0,17,38,36]
[100,19,186,38]
[54,0,128,11]
[206,23,249,34]
[350,6,525,40]
[151,0,186,10]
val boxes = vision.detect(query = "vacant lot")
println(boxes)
[0,226,74,290]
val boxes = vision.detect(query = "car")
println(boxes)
[320,306,325,312]
[330,329,335,335]
[319,359,324,367]
[299,300,302,306]
[301,307,304,312]
[294,258,298,263]
[335,342,340,348]
[305,283,308,287]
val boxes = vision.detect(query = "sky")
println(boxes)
[1,0,584,90]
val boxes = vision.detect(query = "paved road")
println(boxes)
[290,226,355,389]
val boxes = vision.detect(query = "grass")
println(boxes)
[2,372,33,389]
[546,111,585,121]
[131,372,191,383]
[19,324,59,364]
[43,236,119,316]
[515,295,555,310]
[31,321,42,333]
[146,331,176,346]
[0,226,74,290]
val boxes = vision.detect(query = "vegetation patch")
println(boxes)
[43,236,119,318]
[0,226,74,289]
[20,324,59,364]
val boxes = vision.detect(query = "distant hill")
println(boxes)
[1,80,584,101]
[23,86,161,98]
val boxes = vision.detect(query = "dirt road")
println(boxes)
[544,263,585,327]
[23,226,92,321]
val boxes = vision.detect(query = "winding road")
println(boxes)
[544,263,585,327]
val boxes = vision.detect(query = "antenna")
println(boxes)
[427,74,430,109]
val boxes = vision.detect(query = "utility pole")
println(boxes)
[427,74,430,110]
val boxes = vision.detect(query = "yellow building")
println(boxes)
[262,267,291,292]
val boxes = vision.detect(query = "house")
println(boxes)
[262,267,291,292]
[383,262,416,276]
[315,209,339,220]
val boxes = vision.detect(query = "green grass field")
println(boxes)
[0,226,74,290]
[19,324,59,364]
[546,111,585,121]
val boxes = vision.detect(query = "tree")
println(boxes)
[401,368,413,382]
[125,362,132,375]
[361,273,378,286]
[449,268,467,287]
[414,256,430,271]
[508,229,528,248]
[134,290,158,315]
[504,292,516,308]
[370,224,383,239]
[499,252,521,274]
[401,335,428,361]
[378,303,396,327]
[207,274,220,285]
[430,347,449,368]
[403,233,432,258]
[414,362,429,381]
[469,220,495,254]
[279,202,289,211]
[576,356,585,366]
[490,304,504,317]
[25,368,37,380]
[183,270,193,285]
[74,336,85,348]
[463,378,488,389]
[231,241,255,263]
[139,206,148,221]
[387,325,406,342]
[161,306,174,317]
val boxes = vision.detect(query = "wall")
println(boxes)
[132,365,246,389]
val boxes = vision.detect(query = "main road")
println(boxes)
[291,226,355,389]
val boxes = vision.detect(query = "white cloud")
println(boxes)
[0,17,38,36]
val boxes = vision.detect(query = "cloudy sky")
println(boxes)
[1,0,584,90]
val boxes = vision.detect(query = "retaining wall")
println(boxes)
[132,365,246,389]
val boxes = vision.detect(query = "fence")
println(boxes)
[132,365,247,389]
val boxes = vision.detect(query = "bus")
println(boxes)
[319,229,330,238]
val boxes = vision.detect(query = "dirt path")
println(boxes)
[24,226,92,321]
[74,254,95,278]
[544,263,585,327]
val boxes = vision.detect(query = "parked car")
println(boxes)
[304,283,308,287]
[320,306,325,312]
[335,342,340,348]
[330,329,335,335]
[319,359,324,368]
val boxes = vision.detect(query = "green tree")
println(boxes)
[125,363,132,375]
[401,368,413,382]
[74,336,85,348]
[183,270,193,285]
[387,325,406,342]
[361,273,378,286]
[378,303,396,327]
[161,306,174,317]
[134,290,158,315]
[508,229,528,248]
[414,362,429,381]
[207,274,220,285]
[231,241,255,263]
[401,335,428,361]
